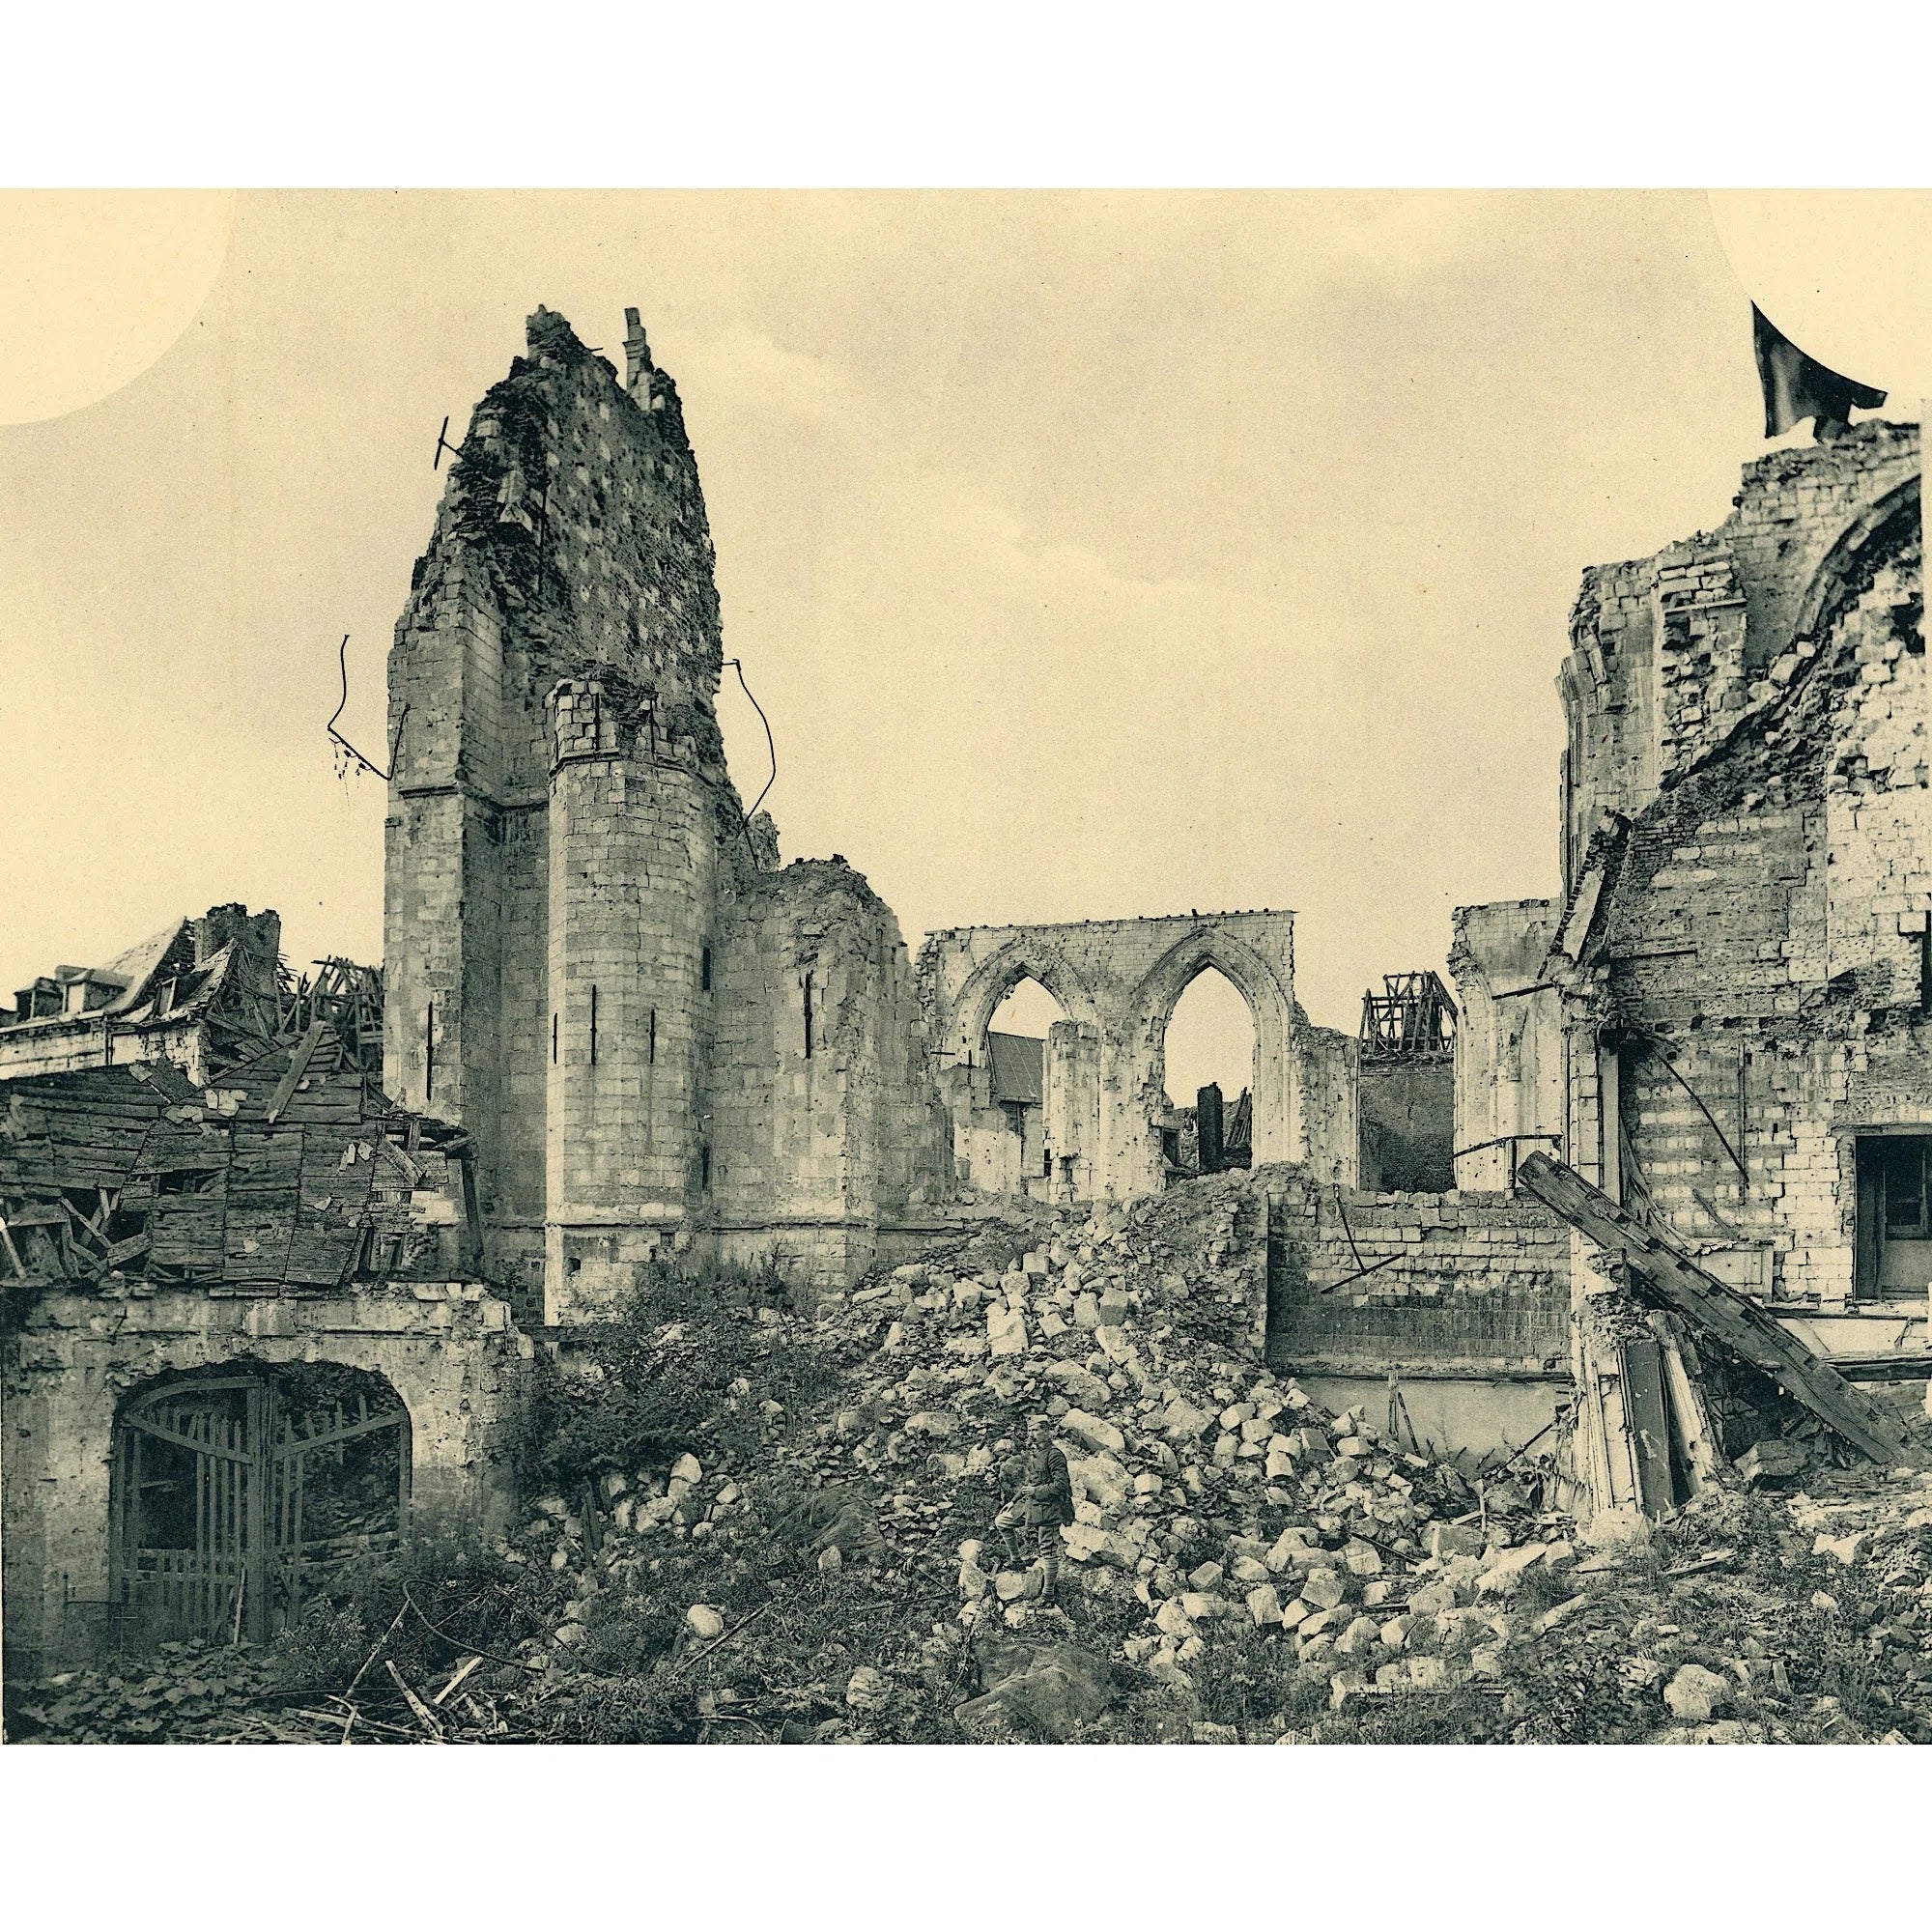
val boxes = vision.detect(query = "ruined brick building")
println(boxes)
[1456,421,1928,1342]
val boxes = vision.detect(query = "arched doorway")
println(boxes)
[1158,964,1259,1179]
[109,1362,411,1650]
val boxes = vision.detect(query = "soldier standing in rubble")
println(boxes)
[996,1415,1075,1602]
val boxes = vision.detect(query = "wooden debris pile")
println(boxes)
[1516,1152,1919,1519]
[0,1000,477,1304]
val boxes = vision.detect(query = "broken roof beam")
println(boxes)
[1515,1151,1909,1464]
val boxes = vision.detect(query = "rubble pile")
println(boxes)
[488,1173,1576,1741]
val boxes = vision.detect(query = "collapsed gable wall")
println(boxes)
[1557,426,1927,1307]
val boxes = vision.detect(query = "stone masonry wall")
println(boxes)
[1450,896,1566,1191]
[385,308,954,1311]
[1558,419,1919,893]
[1559,426,1927,1308]
[1264,1176,1572,1377]
[710,859,952,1288]
[2,1286,528,1673]
[1358,1057,1454,1192]
[920,910,1305,1204]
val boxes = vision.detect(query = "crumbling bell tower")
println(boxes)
[384,306,950,1321]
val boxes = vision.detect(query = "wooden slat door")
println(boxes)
[112,1378,256,1648]
[111,1371,409,1649]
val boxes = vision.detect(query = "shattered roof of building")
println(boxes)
[0,1040,473,1294]
[8,918,192,1023]
[93,920,191,1011]
[986,1030,1044,1105]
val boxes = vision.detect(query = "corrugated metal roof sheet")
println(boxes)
[986,1030,1044,1105]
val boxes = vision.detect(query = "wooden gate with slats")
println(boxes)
[110,1369,411,1650]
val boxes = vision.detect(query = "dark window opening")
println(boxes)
[1042,1145,1053,1179]
[156,1169,218,1197]
[589,984,599,1066]
[701,946,712,992]
[803,973,814,1059]
[1883,1139,1932,1236]
[700,1145,712,1190]
[1857,1133,1932,1298]
[648,1008,657,1065]
[425,1000,436,1104]
[552,1012,558,1065]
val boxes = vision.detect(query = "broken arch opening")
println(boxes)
[1159,964,1257,1179]
[985,976,1064,1187]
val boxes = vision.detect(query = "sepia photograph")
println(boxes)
[4,158,1932,1768]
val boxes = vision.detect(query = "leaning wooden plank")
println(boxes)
[1651,1310,1726,1492]
[435,1646,487,1708]
[1620,1333,1676,1513]
[1517,1152,1908,1463]
[384,1660,446,1742]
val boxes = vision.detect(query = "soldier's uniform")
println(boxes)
[995,1417,1075,1599]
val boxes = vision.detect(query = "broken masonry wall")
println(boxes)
[1293,1023,1359,1188]
[1,1286,527,1676]
[919,909,1305,1204]
[1558,420,1919,893]
[384,307,730,1222]
[1449,897,1565,1191]
[1236,1167,1574,1457]
[1357,1057,1454,1192]
[1559,430,1926,1313]
[1264,1176,1571,1378]
[1044,1018,1103,1201]
[708,859,953,1290]
[385,306,952,1309]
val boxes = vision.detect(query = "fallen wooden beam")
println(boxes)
[1652,1310,1726,1492]
[1517,1151,1909,1464]
[265,1020,329,1125]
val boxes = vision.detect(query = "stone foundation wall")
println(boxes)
[2,1285,529,1675]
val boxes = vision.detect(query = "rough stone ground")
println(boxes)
[12,1170,1932,1744]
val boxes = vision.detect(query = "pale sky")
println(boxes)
[0,192,1828,1086]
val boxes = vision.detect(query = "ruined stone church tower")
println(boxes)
[384,308,949,1321]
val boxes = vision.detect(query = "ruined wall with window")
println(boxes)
[919,909,1356,1204]
[384,309,952,1317]
[1548,423,1928,1315]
